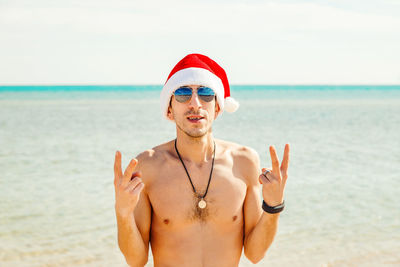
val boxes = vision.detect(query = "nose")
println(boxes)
[188,91,202,109]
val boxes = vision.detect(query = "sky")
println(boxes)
[0,0,399,85]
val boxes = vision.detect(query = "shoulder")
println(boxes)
[134,140,175,183]
[216,139,259,164]
[136,140,174,163]
[216,139,260,185]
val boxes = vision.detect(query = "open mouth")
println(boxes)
[187,115,205,123]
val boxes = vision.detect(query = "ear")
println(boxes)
[214,101,220,119]
[167,100,174,120]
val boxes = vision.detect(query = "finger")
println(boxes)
[260,168,267,184]
[261,167,273,173]
[259,173,271,184]
[269,146,281,176]
[122,158,138,186]
[261,168,273,177]
[131,182,145,195]
[260,168,275,183]
[259,168,265,184]
[280,144,290,173]
[266,170,278,182]
[114,151,123,183]
[131,171,142,181]
[126,177,143,191]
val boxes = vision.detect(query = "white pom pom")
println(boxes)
[224,97,239,113]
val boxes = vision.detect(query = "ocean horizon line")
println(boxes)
[1,84,400,92]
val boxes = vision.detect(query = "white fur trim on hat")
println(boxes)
[224,96,239,113]
[160,67,225,120]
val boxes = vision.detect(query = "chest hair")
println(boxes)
[188,191,213,222]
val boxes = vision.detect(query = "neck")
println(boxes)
[175,132,215,165]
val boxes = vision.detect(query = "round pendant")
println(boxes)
[198,199,207,209]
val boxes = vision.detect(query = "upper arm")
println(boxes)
[241,147,263,241]
[133,151,154,255]
[133,185,151,255]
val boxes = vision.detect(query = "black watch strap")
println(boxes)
[262,200,285,214]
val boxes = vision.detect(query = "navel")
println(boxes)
[163,219,170,225]
[233,215,237,221]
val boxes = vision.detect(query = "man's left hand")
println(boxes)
[259,144,290,207]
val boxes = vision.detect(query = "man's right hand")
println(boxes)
[114,151,144,218]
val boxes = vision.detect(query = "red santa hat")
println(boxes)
[160,53,239,120]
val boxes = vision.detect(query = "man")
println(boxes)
[113,54,290,267]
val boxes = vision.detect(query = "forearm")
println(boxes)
[116,211,148,267]
[244,212,280,263]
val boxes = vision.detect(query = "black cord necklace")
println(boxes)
[174,139,216,209]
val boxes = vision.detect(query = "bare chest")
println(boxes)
[147,161,247,226]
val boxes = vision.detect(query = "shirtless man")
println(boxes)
[113,54,290,267]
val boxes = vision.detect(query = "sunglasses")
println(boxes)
[173,86,216,103]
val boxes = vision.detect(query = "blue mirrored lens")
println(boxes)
[174,87,192,96]
[197,87,215,96]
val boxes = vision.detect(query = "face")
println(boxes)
[167,85,220,138]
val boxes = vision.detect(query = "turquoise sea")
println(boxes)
[1,85,399,266]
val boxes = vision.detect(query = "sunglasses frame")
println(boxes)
[173,86,216,103]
